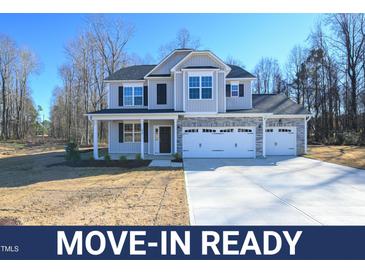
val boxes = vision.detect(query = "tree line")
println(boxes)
[0,35,40,140]
[253,14,365,145]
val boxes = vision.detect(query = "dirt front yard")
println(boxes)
[305,145,365,169]
[0,142,189,225]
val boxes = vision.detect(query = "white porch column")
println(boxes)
[140,119,144,159]
[262,116,266,158]
[93,119,99,160]
[174,118,177,154]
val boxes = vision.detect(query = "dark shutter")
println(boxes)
[143,122,148,143]
[118,123,124,143]
[118,86,123,106]
[226,84,231,97]
[239,84,244,97]
[143,86,148,106]
[157,84,167,104]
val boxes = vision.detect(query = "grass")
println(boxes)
[0,142,189,225]
[305,145,365,169]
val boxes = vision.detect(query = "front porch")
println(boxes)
[90,113,179,160]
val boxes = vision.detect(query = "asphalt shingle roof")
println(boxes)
[105,65,156,81]
[88,108,180,114]
[226,64,255,79]
[226,94,310,115]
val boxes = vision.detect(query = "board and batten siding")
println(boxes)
[109,121,147,154]
[148,78,174,109]
[109,81,148,109]
[151,51,191,75]
[226,80,252,110]
[174,53,225,71]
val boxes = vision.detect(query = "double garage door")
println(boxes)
[182,126,297,158]
[182,127,256,158]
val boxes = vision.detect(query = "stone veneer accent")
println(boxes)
[177,116,306,157]
[266,117,305,155]
[177,116,264,156]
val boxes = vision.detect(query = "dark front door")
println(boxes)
[159,126,171,153]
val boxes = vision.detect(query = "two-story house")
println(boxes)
[87,49,311,159]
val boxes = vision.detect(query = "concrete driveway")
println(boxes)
[184,157,365,225]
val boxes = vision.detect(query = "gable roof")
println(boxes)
[105,65,156,81]
[226,64,255,79]
[227,94,310,115]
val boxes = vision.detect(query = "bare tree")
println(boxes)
[159,28,201,59]
[225,56,245,68]
[253,57,281,94]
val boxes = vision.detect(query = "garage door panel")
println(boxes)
[183,127,256,158]
[266,127,296,156]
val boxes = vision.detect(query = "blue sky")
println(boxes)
[0,13,320,119]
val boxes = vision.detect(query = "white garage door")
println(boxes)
[182,127,256,158]
[265,127,296,156]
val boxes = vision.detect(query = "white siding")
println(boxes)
[226,80,253,110]
[148,78,174,109]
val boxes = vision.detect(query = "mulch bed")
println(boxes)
[0,217,22,226]
[47,159,151,168]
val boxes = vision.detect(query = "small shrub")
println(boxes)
[173,152,182,161]
[135,153,142,160]
[65,142,80,161]
[104,153,111,161]
[119,155,128,161]
[89,155,95,161]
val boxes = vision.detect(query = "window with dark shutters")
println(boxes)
[157,84,167,104]
[239,84,244,97]
[143,122,148,142]
[118,122,124,143]
[118,87,123,106]
[143,86,148,106]
[226,84,231,97]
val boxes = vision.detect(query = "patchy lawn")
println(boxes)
[0,142,189,225]
[305,145,365,169]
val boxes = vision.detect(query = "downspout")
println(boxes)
[262,116,267,158]
[304,115,312,154]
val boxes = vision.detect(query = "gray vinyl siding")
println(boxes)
[218,72,225,112]
[184,70,218,112]
[226,80,252,110]
[108,120,175,155]
[175,73,183,111]
[175,54,225,70]
[109,121,147,154]
[148,78,174,109]
[109,81,148,109]
[151,51,191,74]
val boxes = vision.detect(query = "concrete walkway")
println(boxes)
[184,157,365,225]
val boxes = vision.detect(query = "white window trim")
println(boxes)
[188,72,213,100]
[231,81,239,97]
[123,122,142,143]
[123,84,144,106]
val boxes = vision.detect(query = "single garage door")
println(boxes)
[182,127,256,158]
[265,127,296,156]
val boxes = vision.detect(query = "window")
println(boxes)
[265,129,273,133]
[123,86,143,106]
[239,128,253,133]
[279,128,292,132]
[124,123,141,143]
[184,129,199,133]
[201,76,212,99]
[189,76,200,99]
[188,75,213,99]
[231,84,239,97]
[203,128,216,133]
[220,128,234,133]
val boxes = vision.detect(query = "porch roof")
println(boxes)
[88,108,182,114]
